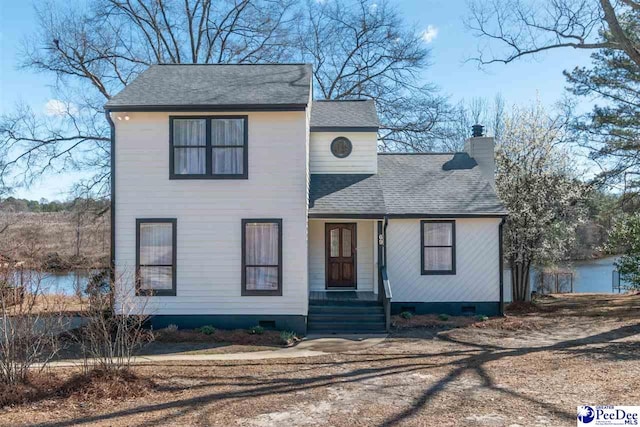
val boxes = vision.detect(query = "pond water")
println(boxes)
[13,270,94,295]
[22,256,632,295]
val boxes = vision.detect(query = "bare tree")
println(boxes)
[466,0,640,67]
[297,0,451,151]
[1,0,454,196]
[466,1,640,193]
[441,94,506,151]
[1,0,298,196]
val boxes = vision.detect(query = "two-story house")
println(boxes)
[105,63,507,335]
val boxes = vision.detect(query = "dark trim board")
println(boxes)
[148,315,307,335]
[106,104,307,112]
[391,302,501,317]
[106,110,116,281]
[309,213,507,219]
[309,213,385,219]
[310,126,379,133]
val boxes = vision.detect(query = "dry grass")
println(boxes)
[0,212,109,269]
[0,369,155,407]
[3,294,88,316]
[0,293,638,426]
[154,328,286,347]
[392,313,476,329]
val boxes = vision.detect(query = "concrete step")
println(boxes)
[309,305,385,314]
[308,313,385,322]
[307,321,386,331]
[309,299,381,307]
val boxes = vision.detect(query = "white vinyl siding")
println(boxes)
[310,132,377,174]
[308,219,375,292]
[386,218,501,302]
[114,111,308,315]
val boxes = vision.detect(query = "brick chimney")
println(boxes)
[464,125,495,186]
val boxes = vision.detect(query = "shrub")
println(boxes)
[438,313,450,321]
[248,325,264,335]
[197,325,216,335]
[477,315,489,322]
[75,273,153,374]
[279,331,298,345]
[400,311,414,319]
[0,268,66,385]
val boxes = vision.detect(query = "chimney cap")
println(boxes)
[472,124,484,138]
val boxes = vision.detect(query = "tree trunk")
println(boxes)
[511,258,531,302]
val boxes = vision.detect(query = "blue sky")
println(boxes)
[0,0,593,200]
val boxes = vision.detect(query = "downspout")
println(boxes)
[382,215,390,331]
[499,217,505,316]
[105,110,116,287]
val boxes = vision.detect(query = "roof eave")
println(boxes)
[104,103,308,112]
[308,212,508,219]
[309,126,379,132]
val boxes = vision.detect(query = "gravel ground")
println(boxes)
[1,293,639,427]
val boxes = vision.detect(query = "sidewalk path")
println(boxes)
[45,334,388,368]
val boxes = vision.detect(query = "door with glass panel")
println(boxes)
[325,223,357,288]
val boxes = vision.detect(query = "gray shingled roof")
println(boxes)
[309,153,507,216]
[310,100,379,130]
[105,64,312,109]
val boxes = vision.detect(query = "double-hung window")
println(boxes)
[170,116,248,179]
[136,219,177,296]
[421,220,456,275]
[242,219,282,296]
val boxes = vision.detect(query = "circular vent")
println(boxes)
[330,137,353,158]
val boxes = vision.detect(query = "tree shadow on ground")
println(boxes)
[30,321,640,427]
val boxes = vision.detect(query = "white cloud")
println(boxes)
[421,25,439,44]
[44,99,67,117]
[44,99,76,117]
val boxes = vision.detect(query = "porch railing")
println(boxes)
[380,266,392,332]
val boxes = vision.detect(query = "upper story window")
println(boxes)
[421,220,456,275]
[170,116,248,179]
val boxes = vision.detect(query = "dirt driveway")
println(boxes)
[2,293,639,426]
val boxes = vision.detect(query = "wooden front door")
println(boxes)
[326,223,357,288]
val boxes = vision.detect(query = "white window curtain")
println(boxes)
[211,119,244,174]
[139,223,173,290]
[245,222,279,290]
[423,222,453,271]
[173,119,206,174]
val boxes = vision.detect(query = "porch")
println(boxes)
[307,218,392,333]
[309,291,378,305]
